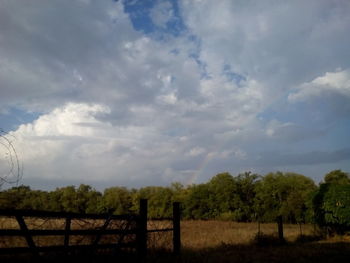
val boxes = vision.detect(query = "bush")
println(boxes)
[313,184,350,234]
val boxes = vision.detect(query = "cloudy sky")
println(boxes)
[1,0,350,190]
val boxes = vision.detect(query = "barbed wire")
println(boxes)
[147,220,173,251]
[0,129,23,189]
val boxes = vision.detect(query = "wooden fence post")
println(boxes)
[15,215,38,256]
[277,215,284,242]
[173,202,181,255]
[137,199,148,258]
[64,216,71,249]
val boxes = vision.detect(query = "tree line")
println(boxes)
[0,170,349,233]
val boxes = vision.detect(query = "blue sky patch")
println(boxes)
[0,108,40,132]
[123,0,186,37]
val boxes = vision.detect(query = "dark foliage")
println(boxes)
[0,170,349,232]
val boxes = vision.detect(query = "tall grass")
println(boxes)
[1,217,350,262]
[181,220,314,249]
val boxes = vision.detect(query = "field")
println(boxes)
[1,218,350,262]
[149,220,350,263]
[181,220,314,247]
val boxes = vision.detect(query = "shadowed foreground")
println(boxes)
[1,241,350,263]
[1,220,349,262]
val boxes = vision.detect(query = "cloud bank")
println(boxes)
[1,0,350,189]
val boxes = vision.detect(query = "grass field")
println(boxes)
[181,220,314,247]
[1,218,350,262]
[149,220,350,263]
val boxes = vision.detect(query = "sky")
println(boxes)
[1,0,350,190]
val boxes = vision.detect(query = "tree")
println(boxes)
[76,184,102,213]
[234,172,261,221]
[324,170,350,185]
[207,172,238,218]
[322,184,350,233]
[136,186,175,218]
[183,183,212,219]
[313,170,350,234]
[51,185,102,213]
[255,172,316,223]
[101,186,133,214]
[170,182,187,203]
[57,186,78,212]
[0,185,32,209]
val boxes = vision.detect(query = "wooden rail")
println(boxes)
[0,200,181,258]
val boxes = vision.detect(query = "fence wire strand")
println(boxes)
[147,220,173,251]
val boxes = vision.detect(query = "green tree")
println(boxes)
[170,182,187,203]
[101,186,133,214]
[136,186,174,218]
[0,185,32,209]
[234,172,261,221]
[323,184,350,233]
[0,186,52,211]
[313,170,350,234]
[52,185,102,213]
[76,184,102,213]
[47,190,64,212]
[22,190,50,210]
[183,183,212,219]
[57,186,78,212]
[324,170,350,185]
[207,172,238,219]
[255,172,316,223]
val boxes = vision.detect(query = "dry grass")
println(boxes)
[0,216,137,248]
[181,220,314,249]
[147,221,350,263]
[1,217,350,262]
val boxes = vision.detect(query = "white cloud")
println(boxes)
[9,103,154,182]
[8,96,261,186]
[264,119,322,143]
[12,103,109,160]
[150,0,175,28]
[1,0,350,187]
[1,0,268,186]
[288,69,350,102]
[7,103,229,184]
[179,0,350,96]
[187,147,206,157]
[0,0,137,111]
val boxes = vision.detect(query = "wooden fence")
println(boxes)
[0,199,181,258]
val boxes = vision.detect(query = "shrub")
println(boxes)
[313,184,350,234]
